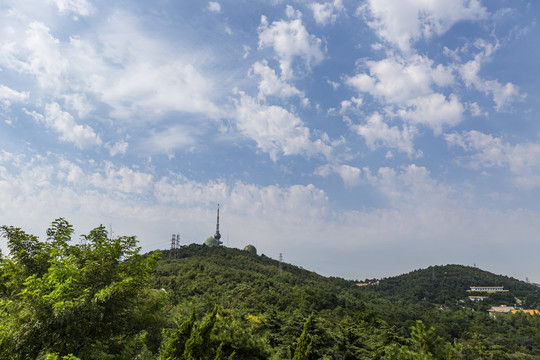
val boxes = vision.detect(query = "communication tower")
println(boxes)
[170,234,179,259]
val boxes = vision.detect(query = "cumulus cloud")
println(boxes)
[346,54,464,134]
[143,125,199,155]
[18,22,68,90]
[309,0,345,26]
[250,60,307,104]
[314,163,362,187]
[234,92,331,161]
[398,93,464,135]
[106,140,128,157]
[207,2,221,13]
[48,0,94,17]
[349,112,419,157]
[91,162,154,194]
[26,103,101,149]
[459,41,525,111]
[346,54,454,104]
[445,131,540,189]
[0,13,223,123]
[258,14,325,79]
[359,0,488,52]
[0,84,29,107]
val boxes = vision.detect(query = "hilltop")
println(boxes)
[365,264,540,309]
[148,244,540,359]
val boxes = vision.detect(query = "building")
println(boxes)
[488,305,515,314]
[488,306,540,316]
[467,286,508,293]
[468,296,488,302]
[356,281,379,287]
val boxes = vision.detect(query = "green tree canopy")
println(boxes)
[0,218,165,359]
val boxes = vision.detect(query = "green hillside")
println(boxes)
[149,245,540,359]
[2,220,540,359]
[365,264,540,309]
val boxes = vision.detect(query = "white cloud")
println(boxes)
[445,131,540,189]
[143,126,199,154]
[106,140,128,157]
[62,93,93,118]
[90,61,221,119]
[346,54,464,134]
[207,2,221,13]
[258,14,325,79]
[398,93,464,135]
[26,103,101,149]
[251,60,307,103]
[365,164,454,206]
[458,40,524,111]
[0,84,29,107]
[309,0,344,26]
[48,0,94,17]
[314,163,362,187]
[0,13,223,123]
[91,162,154,194]
[359,0,488,52]
[346,54,454,105]
[349,112,419,157]
[242,45,251,59]
[285,5,302,20]
[22,21,68,90]
[234,92,331,161]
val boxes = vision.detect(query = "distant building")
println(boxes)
[469,296,488,302]
[488,305,540,316]
[356,281,379,287]
[531,283,540,287]
[488,305,515,314]
[467,286,508,293]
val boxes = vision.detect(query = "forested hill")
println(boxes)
[151,244,360,314]
[3,218,540,359]
[147,245,540,359]
[366,264,540,307]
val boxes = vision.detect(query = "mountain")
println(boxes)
[366,264,540,308]
[147,245,540,359]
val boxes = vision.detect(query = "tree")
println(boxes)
[292,316,313,360]
[162,305,235,360]
[162,308,197,360]
[0,218,164,359]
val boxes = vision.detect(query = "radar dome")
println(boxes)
[204,237,221,246]
[244,244,257,255]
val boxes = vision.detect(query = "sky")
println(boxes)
[1,0,539,281]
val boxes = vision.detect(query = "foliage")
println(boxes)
[162,305,235,360]
[367,264,540,308]
[3,226,540,359]
[292,316,312,360]
[0,218,164,359]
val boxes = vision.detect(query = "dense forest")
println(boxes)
[1,219,540,359]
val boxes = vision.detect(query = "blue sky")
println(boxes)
[1,0,539,281]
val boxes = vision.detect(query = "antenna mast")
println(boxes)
[170,234,179,259]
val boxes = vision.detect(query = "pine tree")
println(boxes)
[162,307,196,360]
[292,316,313,360]
[183,305,219,359]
